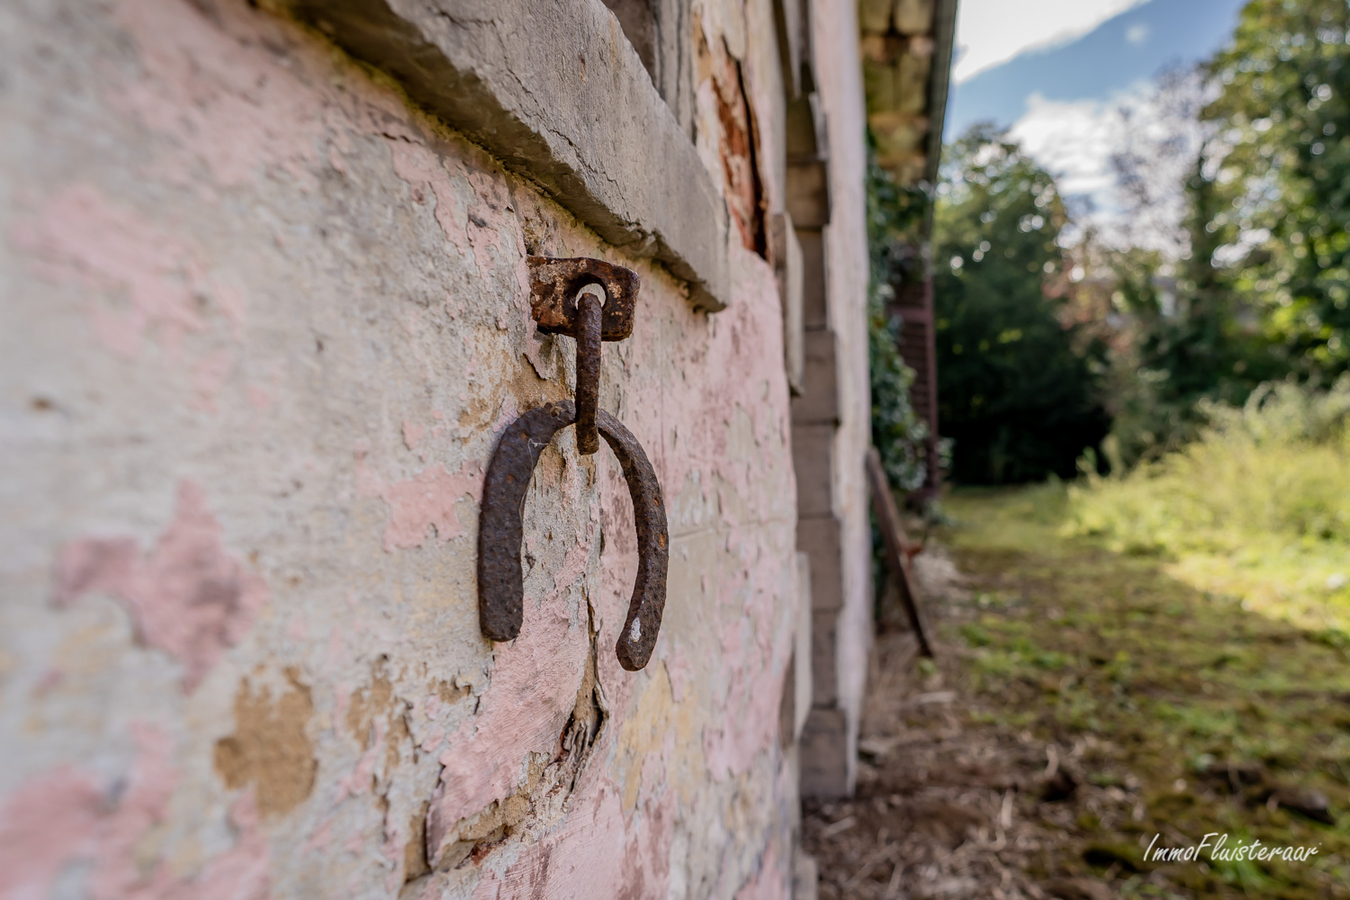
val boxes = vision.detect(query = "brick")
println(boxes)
[893,0,935,34]
[791,327,840,424]
[797,516,843,611]
[786,159,830,230]
[810,610,838,707]
[858,0,893,33]
[792,424,836,518]
[794,552,813,740]
[799,707,850,798]
[798,228,828,329]
[771,212,805,394]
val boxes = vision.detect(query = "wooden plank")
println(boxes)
[866,447,935,658]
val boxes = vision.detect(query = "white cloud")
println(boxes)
[1126,23,1150,44]
[1007,84,1200,253]
[953,0,1151,83]
[1009,92,1126,200]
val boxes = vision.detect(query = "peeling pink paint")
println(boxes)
[303,818,335,854]
[337,719,385,801]
[401,420,425,452]
[214,282,247,335]
[193,796,271,900]
[331,682,349,733]
[54,480,269,690]
[0,726,270,900]
[33,668,66,696]
[387,139,468,246]
[703,565,795,780]
[733,842,785,900]
[380,806,407,893]
[548,539,591,596]
[358,459,483,552]
[468,782,673,900]
[577,250,798,786]
[87,724,179,899]
[0,767,104,899]
[246,384,273,411]
[105,0,451,218]
[192,349,235,412]
[702,650,788,780]
[465,170,509,279]
[664,654,693,703]
[327,145,349,174]
[342,830,365,855]
[628,253,792,509]
[322,624,346,674]
[425,532,593,863]
[110,0,326,190]
[489,395,521,435]
[419,728,445,753]
[13,185,209,360]
[467,785,625,900]
[8,0,813,891]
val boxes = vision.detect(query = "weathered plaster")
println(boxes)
[0,0,810,896]
[54,480,270,691]
[281,0,733,311]
[0,724,271,900]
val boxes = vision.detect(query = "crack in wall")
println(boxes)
[415,593,609,878]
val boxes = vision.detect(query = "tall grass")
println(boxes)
[1066,377,1350,631]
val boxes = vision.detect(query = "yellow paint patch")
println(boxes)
[214,668,317,816]
[615,662,682,810]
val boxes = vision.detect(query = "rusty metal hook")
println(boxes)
[477,257,667,671]
[477,400,669,671]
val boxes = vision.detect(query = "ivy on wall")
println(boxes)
[867,149,931,493]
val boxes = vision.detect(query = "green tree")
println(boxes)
[1095,67,1282,464]
[1205,0,1350,378]
[933,126,1109,483]
[1107,146,1282,462]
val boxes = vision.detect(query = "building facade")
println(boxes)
[0,0,950,896]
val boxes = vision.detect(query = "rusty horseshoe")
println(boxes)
[477,258,668,671]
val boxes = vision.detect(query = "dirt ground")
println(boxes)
[801,489,1349,900]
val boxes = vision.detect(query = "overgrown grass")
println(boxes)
[1065,377,1350,634]
[939,486,1350,899]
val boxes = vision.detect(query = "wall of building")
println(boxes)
[0,0,850,896]
[815,0,875,797]
[788,0,874,799]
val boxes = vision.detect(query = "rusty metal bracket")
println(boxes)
[527,256,637,340]
[477,258,668,671]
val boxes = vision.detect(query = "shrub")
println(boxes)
[1067,376,1350,555]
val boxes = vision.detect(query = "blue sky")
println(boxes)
[942,0,1248,232]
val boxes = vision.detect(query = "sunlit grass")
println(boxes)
[935,474,1350,898]
[1062,378,1350,635]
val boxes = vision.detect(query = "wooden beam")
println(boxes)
[866,447,935,657]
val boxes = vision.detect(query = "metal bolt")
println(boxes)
[574,285,604,455]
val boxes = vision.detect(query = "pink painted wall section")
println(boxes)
[54,481,268,690]
[0,0,840,895]
[0,725,270,900]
